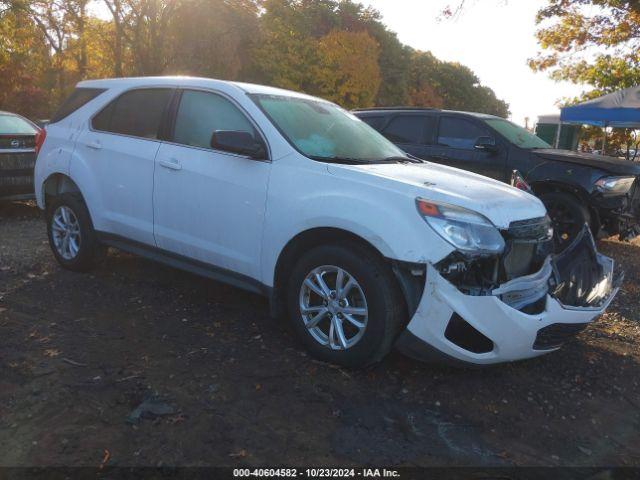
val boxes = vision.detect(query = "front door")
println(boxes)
[153,89,270,280]
[435,116,506,181]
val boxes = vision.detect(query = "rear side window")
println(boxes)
[382,116,424,144]
[438,117,490,150]
[92,88,173,139]
[51,88,106,123]
[173,90,256,150]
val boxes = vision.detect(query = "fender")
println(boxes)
[525,158,604,197]
[259,157,455,287]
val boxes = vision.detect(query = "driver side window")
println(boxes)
[438,117,490,150]
[173,90,256,150]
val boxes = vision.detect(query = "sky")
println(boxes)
[359,0,587,126]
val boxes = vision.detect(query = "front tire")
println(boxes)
[286,243,405,368]
[540,191,591,251]
[46,193,105,272]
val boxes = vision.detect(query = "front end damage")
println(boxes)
[594,177,640,242]
[396,218,623,366]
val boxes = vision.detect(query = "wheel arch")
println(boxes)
[530,180,600,231]
[42,173,84,210]
[269,227,422,321]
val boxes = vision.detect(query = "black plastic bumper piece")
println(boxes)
[395,329,480,368]
[533,322,590,350]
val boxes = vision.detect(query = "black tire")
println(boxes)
[286,242,405,368]
[46,193,105,272]
[540,191,591,251]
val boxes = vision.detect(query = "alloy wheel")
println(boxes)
[51,205,82,260]
[299,265,368,351]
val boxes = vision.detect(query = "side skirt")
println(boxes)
[96,232,268,297]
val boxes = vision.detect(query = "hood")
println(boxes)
[532,149,640,176]
[327,161,547,229]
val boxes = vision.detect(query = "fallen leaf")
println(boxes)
[44,349,61,358]
[100,449,110,469]
[229,449,247,458]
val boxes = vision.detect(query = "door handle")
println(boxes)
[86,140,102,150]
[159,158,182,171]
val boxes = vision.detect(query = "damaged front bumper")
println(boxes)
[396,227,623,366]
[595,179,640,241]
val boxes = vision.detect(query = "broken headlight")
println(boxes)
[416,198,505,255]
[594,176,636,194]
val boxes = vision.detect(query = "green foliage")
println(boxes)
[530,0,640,100]
[0,0,509,119]
[408,50,510,117]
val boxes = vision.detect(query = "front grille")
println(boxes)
[0,152,36,191]
[0,135,35,149]
[501,216,553,281]
[506,216,553,242]
[533,322,589,350]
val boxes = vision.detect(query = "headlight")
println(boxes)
[595,176,636,194]
[416,198,505,254]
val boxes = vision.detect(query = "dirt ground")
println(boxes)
[1,200,640,468]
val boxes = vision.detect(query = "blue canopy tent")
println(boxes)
[557,86,640,150]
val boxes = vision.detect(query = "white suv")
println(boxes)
[34,77,620,367]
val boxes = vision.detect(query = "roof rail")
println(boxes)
[352,106,438,112]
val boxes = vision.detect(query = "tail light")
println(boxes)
[510,169,533,193]
[35,128,46,154]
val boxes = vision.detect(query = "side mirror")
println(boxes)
[474,136,497,152]
[210,130,266,159]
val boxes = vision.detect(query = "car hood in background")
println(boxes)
[327,161,547,229]
[532,149,640,176]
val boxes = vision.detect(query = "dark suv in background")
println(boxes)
[354,108,640,249]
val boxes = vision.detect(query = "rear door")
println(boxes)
[153,89,270,279]
[434,115,506,180]
[76,87,174,245]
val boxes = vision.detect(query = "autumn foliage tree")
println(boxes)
[530,0,640,97]
[0,0,510,118]
[315,30,381,108]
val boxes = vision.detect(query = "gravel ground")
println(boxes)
[1,200,640,468]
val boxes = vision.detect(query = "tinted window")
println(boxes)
[360,116,386,130]
[383,116,424,144]
[485,118,550,149]
[51,88,106,123]
[423,116,437,144]
[92,88,173,139]
[438,117,490,150]
[0,114,37,135]
[173,90,256,150]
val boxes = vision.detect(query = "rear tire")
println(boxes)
[46,193,105,272]
[286,242,405,368]
[540,191,591,251]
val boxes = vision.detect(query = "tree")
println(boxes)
[315,29,381,108]
[407,50,509,116]
[0,7,50,117]
[167,0,259,79]
[530,0,640,97]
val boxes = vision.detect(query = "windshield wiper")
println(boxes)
[375,155,424,164]
[308,154,425,165]
[308,155,372,165]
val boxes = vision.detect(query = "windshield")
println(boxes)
[484,118,550,149]
[0,114,37,135]
[251,94,406,162]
